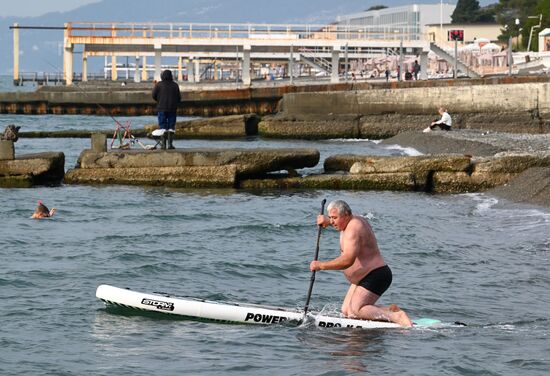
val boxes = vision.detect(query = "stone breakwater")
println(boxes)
[0,145,64,188]
[241,152,550,194]
[65,148,320,188]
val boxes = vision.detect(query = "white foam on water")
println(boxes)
[467,193,499,214]
[466,194,550,234]
[360,212,376,221]
[318,304,343,317]
[326,138,380,143]
[381,144,423,156]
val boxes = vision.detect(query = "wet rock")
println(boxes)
[76,148,319,176]
[258,114,360,139]
[65,165,237,188]
[381,132,503,156]
[433,172,516,193]
[240,173,417,191]
[144,114,260,138]
[349,155,472,174]
[489,167,550,207]
[0,152,64,187]
[474,153,550,173]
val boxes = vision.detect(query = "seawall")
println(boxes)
[2,76,550,118]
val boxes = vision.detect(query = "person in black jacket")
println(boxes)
[152,70,181,149]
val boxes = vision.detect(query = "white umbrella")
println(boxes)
[481,43,501,53]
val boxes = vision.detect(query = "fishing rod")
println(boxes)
[41,59,153,149]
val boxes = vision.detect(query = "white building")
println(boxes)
[334,4,456,40]
[539,28,550,53]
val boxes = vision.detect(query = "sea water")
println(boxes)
[1,85,549,375]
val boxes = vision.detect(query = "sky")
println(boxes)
[0,0,100,17]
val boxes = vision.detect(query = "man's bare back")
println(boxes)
[340,215,386,284]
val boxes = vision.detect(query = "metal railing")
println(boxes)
[66,22,423,42]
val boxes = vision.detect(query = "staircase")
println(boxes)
[299,48,332,75]
[430,42,481,78]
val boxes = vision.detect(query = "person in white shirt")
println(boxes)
[424,107,452,132]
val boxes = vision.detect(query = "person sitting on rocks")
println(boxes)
[424,107,452,132]
[31,200,56,219]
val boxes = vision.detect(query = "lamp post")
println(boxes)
[527,14,543,52]
[515,18,520,51]
[504,24,512,76]
[440,0,443,44]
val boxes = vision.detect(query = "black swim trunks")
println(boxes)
[357,265,392,296]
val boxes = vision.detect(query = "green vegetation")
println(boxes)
[366,5,388,11]
[450,0,549,51]
[451,0,494,23]
[495,0,549,50]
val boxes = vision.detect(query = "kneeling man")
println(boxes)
[310,200,412,327]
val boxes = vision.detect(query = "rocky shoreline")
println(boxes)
[3,78,550,209]
[381,130,550,207]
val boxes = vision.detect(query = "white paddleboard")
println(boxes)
[96,284,440,329]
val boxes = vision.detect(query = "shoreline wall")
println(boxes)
[280,82,550,116]
[2,77,549,118]
[257,82,550,138]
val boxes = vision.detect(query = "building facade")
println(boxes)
[334,4,456,41]
[426,23,503,47]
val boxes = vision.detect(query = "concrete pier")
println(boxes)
[65,148,320,188]
[0,141,15,160]
[241,153,550,193]
[0,152,65,187]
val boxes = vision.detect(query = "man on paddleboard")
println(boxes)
[310,200,412,327]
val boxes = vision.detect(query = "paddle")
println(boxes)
[303,198,327,317]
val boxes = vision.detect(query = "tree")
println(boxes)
[366,5,387,11]
[452,0,482,23]
[519,0,550,51]
[495,0,539,48]
[477,4,497,23]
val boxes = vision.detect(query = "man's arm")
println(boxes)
[310,227,359,271]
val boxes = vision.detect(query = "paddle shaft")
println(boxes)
[303,199,326,316]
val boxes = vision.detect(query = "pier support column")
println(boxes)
[331,48,340,83]
[111,55,117,81]
[64,43,74,85]
[13,23,19,85]
[214,61,219,81]
[63,23,74,85]
[154,43,162,81]
[134,56,140,82]
[110,24,117,81]
[289,45,294,85]
[194,60,201,83]
[420,51,429,80]
[82,55,88,82]
[177,56,183,81]
[187,59,195,83]
[242,45,251,86]
[141,56,148,81]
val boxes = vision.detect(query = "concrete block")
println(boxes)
[0,140,15,160]
[91,133,107,152]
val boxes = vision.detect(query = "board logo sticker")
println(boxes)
[141,298,175,311]
[244,312,288,324]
